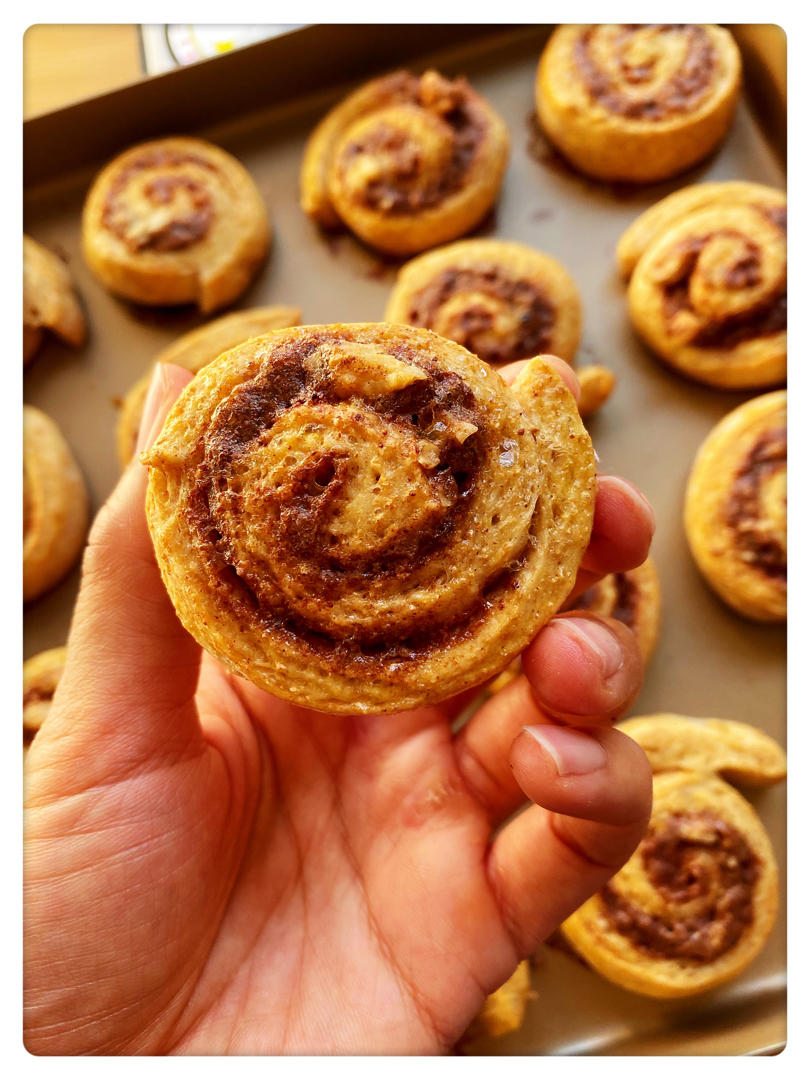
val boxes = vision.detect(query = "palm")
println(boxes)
[25,653,517,1056]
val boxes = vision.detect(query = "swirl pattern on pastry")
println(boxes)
[623,185,786,389]
[24,406,89,603]
[82,137,270,312]
[23,235,86,364]
[116,305,301,467]
[536,25,741,182]
[562,713,784,997]
[300,71,510,255]
[384,239,581,366]
[144,324,596,714]
[685,391,786,621]
[23,645,67,748]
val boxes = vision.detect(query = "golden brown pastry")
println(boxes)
[384,239,581,366]
[465,961,532,1040]
[622,183,786,389]
[576,365,616,419]
[116,305,301,467]
[536,25,741,183]
[23,645,67,748]
[82,136,270,312]
[144,324,596,714]
[23,235,86,364]
[562,714,785,998]
[685,391,786,622]
[300,70,509,256]
[23,406,89,603]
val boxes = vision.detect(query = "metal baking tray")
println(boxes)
[23,24,786,1056]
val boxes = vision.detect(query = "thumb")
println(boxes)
[39,363,203,781]
[486,724,652,957]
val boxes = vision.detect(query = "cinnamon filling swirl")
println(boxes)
[573,25,717,120]
[725,427,787,581]
[101,149,218,253]
[601,811,759,962]
[334,72,487,214]
[404,267,557,365]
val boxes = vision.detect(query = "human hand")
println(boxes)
[24,357,654,1055]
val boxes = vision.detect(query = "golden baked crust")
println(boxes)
[300,70,509,255]
[616,181,788,281]
[82,136,270,312]
[684,391,786,621]
[623,184,786,389]
[576,365,616,419]
[384,239,581,366]
[618,714,787,786]
[23,645,67,746]
[465,960,532,1040]
[144,323,596,714]
[23,235,86,364]
[536,25,741,183]
[23,406,89,603]
[562,766,780,998]
[116,305,301,467]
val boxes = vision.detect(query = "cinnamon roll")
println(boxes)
[300,70,510,256]
[684,391,786,621]
[23,646,67,748]
[82,137,270,312]
[23,406,89,603]
[143,324,596,714]
[23,235,86,364]
[116,305,301,467]
[622,184,786,389]
[535,25,741,183]
[384,239,581,366]
[562,715,784,998]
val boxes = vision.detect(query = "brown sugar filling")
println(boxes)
[102,148,218,253]
[179,332,524,673]
[406,266,558,365]
[725,426,787,581]
[335,72,488,214]
[601,811,760,962]
[573,25,717,120]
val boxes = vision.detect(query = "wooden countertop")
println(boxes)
[23,25,143,119]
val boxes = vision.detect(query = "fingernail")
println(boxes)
[553,616,625,678]
[523,724,607,776]
[603,475,656,531]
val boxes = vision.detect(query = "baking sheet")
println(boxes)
[22,24,786,1056]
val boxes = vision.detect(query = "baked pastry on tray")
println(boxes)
[684,390,786,622]
[82,136,270,312]
[143,323,596,714]
[562,714,784,998]
[300,70,510,255]
[535,24,741,182]
[23,235,86,364]
[117,305,301,467]
[620,182,786,389]
[384,238,581,366]
[23,406,89,603]
[23,645,67,753]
